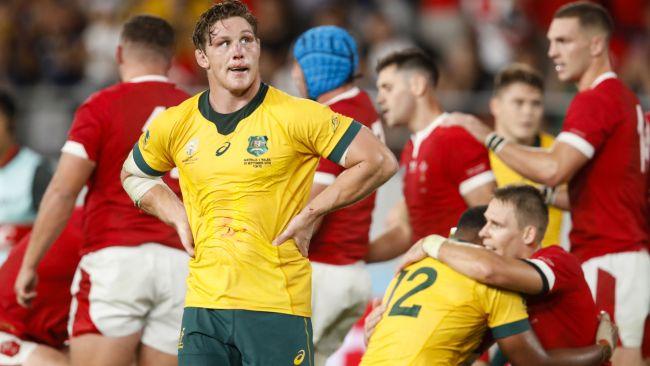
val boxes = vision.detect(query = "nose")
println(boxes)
[547,41,557,59]
[478,223,489,239]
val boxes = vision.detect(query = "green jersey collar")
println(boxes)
[199,83,269,135]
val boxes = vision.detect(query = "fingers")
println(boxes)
[16,289,37,308]
[272,230,291,246]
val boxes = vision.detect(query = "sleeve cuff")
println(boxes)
[524,258,556,293]
[133,144,166,177]
[459,170,495,196]
[61,140,90,160]
[313,172,336,186]
[556,132,595,159]
[490,318,531,339]
[327,121,362,165]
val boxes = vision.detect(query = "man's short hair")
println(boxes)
[493,185,549,243]
[554,1,614,38]
[121,15,175,59]
[494,63,544,95]
[454,205,488,244]
[0,89,16,135]
[375,48,439,87]
[192,0,258,52]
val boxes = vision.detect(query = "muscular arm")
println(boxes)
[463,181,496,207]
[444,113,589,187]
[16,153,93,306]
[495,141,588,187]
[274,127,398,255]
[120,151,193,256]
[499,329,609,366]
[437,241,545,295]
[307,181,328,234]
[365,200,412,263]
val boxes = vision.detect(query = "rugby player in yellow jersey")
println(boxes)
[361,191,615,366]
[119,2,397,365]
[489,63,569,247]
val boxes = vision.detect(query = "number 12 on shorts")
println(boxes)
[385,267,438,318]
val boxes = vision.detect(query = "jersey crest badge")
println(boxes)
[247,136,269,157]
[185,138,199,157]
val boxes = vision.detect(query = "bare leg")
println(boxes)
[70,332,141,366]
[24,345,69,366]
[138,344,177,366]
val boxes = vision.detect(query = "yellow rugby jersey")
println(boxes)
[133,83,361,317]
[490,133,564,247]
[361,258,530,366]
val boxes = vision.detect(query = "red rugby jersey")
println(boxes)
[400,113,494,243]
[524,245,599,349]
[309,87,383,264]
[62,76,189,254]
[556,73,650,262]
[0,209,83,348]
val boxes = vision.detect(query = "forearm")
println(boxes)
[540,345,609,366]
[305,156,394,218]
[21,187,76,270]
[365,223,412,263]
[437,242,500,283]
[495,143,561,186]
[137,183,187,229]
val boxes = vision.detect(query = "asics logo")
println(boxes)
[215,142,231,156]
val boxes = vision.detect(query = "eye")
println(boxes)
[218,40,230,48]
[240,36,253,44]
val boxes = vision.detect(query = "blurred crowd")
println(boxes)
[0,0,649,157]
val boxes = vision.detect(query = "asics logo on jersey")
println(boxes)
[215,142,231,156]
[293,349,306,365]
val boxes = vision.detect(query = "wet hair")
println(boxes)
[0,90,16,135]
[376,48,439,87]
[121,15,175,59]
[494,63,544,95]
[192,0,258,52]
[554,1,613,39]
[494,185,549,243]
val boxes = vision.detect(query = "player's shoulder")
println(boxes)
[154,92,202,126]
[532,245,581,271]
[265,84,328,114]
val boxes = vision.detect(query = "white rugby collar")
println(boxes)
[590,71,617,89]
[127,75,170,83]
[411,112,449,158]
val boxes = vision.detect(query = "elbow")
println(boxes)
[537,162,565,187]
[475,261,499,284]
[120,168,131,186]
[376,149,398,182]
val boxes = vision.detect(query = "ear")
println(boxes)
[195,49,210,70]
[116,45,123,65]
[522,225,538,246]
[489,96,500,117]
[408,73,428,97]
[589,34,607,57]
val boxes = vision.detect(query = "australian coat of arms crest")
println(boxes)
[247,136,269,157]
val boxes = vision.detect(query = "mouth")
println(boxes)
[554,63,565,72]
[228,66,249,74]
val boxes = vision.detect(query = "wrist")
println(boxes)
[421,235,446,259]
[484,132,506,153]
[597,340,612,363]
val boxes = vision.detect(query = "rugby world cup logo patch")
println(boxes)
[247,135,269,157]
[185,138,199,157]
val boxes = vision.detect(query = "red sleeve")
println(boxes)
[443,127,492,191]
[316,157,343,176]
[528,247,578,294]
[66,93,105,161]
[560,92,615,154]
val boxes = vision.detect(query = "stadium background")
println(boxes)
[1,0,648,365]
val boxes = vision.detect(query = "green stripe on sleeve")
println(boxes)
[327,121,362,164]
[132,144,165,177]
[490,318,531,339]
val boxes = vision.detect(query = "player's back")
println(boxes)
[65,77,190,254]
[559,76,649,260]
[361,258,529,366]
[401,121,493,242]
[310,88,381,264]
